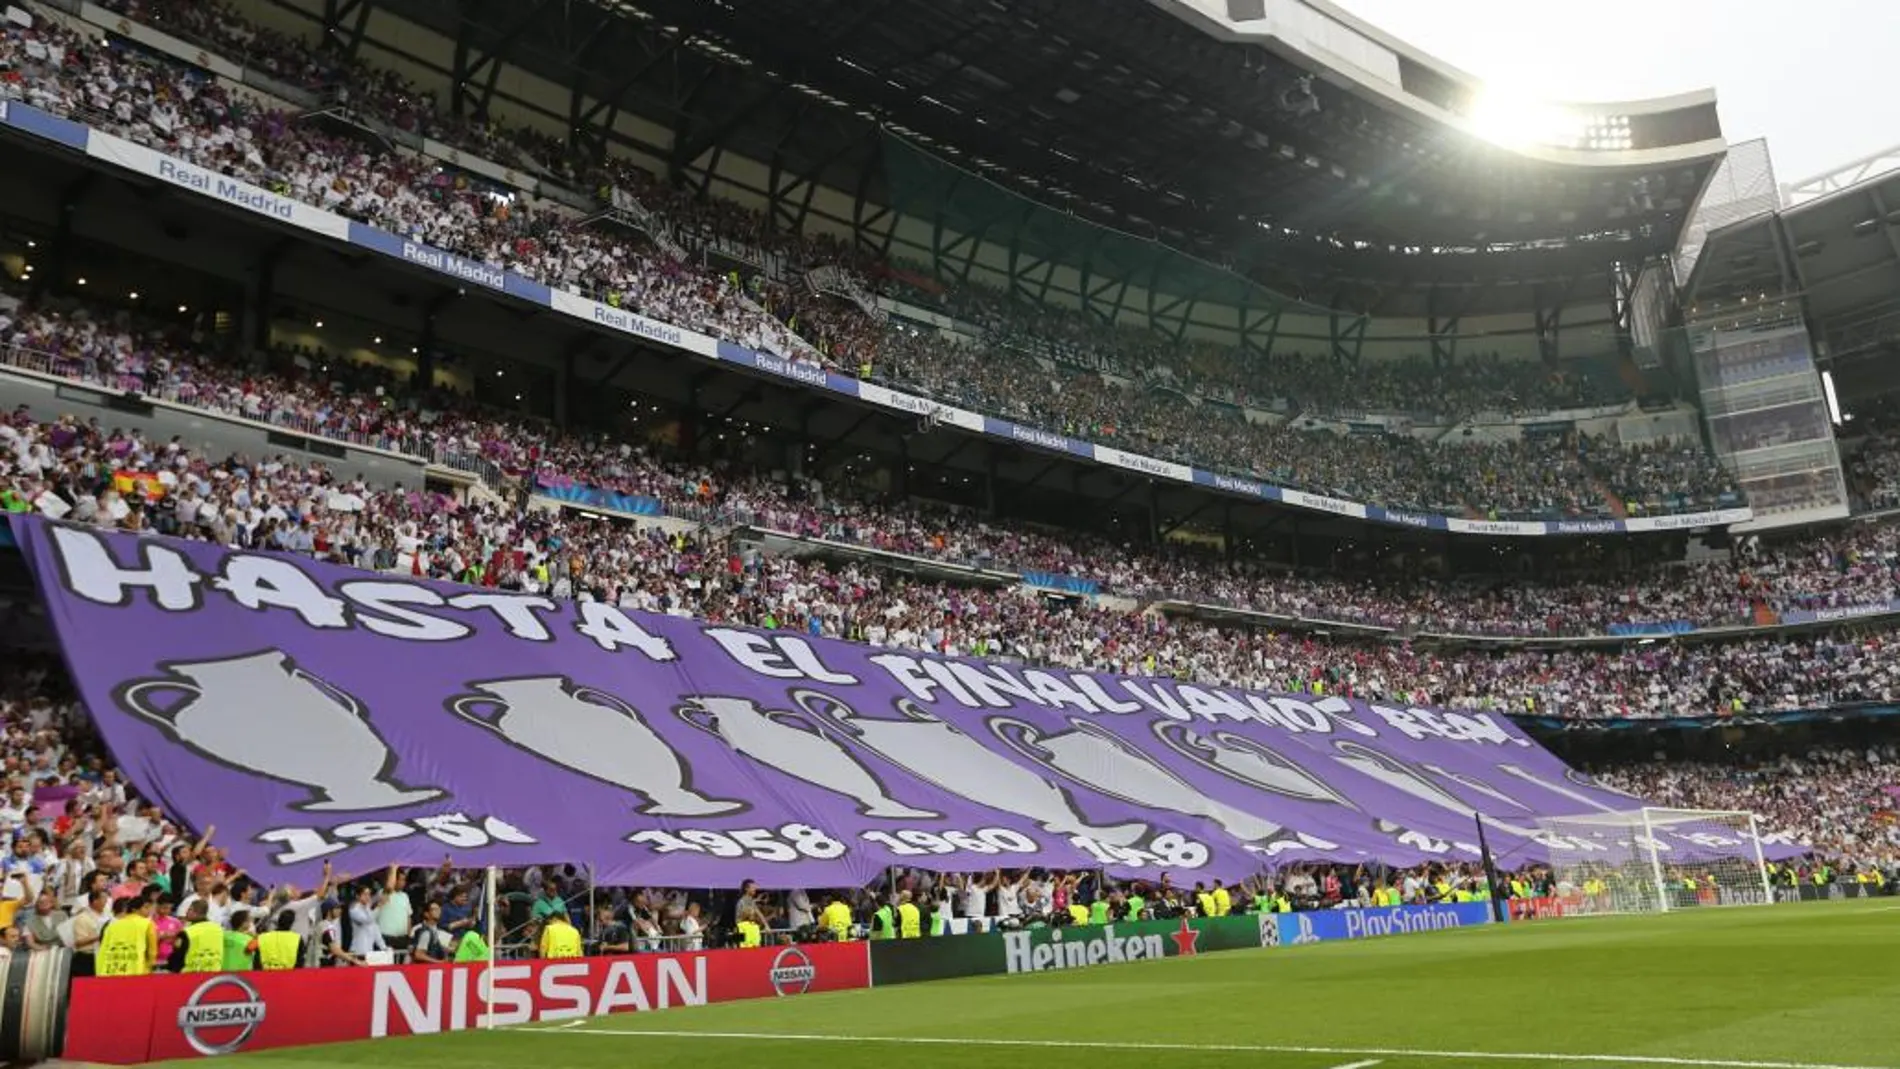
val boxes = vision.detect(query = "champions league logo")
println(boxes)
[1257,912,1321,948]
[176,974,266,1055]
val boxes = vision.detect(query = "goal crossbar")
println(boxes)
[1546,807,1759,827]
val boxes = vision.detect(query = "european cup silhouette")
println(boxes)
[449,676,742,817]
[676,695,939,819]
[1152,720,1357,808]
[994,715,1323,849]
[117,650,445,812]
[796,690,1147,846]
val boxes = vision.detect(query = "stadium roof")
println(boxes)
[372,0,1726,318]
[1683,164,1900,404]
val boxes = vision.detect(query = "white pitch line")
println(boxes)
[548,1026,1893,1069]
[1329,1060,1384,1069]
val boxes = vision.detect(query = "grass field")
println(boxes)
[172,900,1900,1069]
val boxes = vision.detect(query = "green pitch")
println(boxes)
[172,899,1900,1069]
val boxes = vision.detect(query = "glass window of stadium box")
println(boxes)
[1684,300,1850,526]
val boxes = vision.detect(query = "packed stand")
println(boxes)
[1594,747,1900,865]
[6,291,1897,633]
[1846,429,1900,514]
[6,380,1900,721]
[0,8,1742,521]
[0,12,1892,717]
[2,0,1891,989]
[880,273,1626,420]
[3,284,1899,599]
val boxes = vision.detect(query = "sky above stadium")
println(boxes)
[1335,0,1900,188]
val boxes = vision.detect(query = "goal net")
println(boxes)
[1533,808,1774,915]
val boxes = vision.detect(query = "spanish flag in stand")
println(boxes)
[112,471,166,502]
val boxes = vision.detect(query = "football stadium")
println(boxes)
[0,0,1896,1066]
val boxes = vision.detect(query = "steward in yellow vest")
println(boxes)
[98,897,159,977]
[820,896,853,942]
[896,893,922,939]
[539,914,583,959]
[257,910,303,970]
[735,908,764,948]
[180,901,225,973]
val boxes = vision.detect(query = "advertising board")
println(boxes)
[63,941,871,1063]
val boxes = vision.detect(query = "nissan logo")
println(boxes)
[768,946,816,997]
[176,974,267,1055]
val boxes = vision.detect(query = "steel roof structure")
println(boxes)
[345,0,1725,322]
[1683,165,1900,410]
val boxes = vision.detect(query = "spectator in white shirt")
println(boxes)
[677,902,703,951]
[784,888,813,931]
[374,864,412,953]
[0,785,29,827]
[995,871,1024,925]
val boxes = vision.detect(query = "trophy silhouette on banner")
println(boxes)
[676,694,939,819]
[117,650,446,812]
[449,677,743,816]
[1336,741,1549,839]
[1152,720,1357,808]
[795,690,1147,846]
[993,715,1330,850]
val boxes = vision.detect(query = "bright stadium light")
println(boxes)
[1467,90,1589,150]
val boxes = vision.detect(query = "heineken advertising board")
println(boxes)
[868,914,1267,986]
[870,905,1496,987]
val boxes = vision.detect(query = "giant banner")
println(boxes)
[15,518,1754,884]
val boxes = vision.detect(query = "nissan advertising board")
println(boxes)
[64,942,871,1063]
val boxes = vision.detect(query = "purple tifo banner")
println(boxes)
[9,517,1788,887]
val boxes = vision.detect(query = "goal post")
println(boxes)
[1532,807,1775,916]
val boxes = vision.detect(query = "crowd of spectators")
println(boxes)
[0,5,1743,522]
[1848,431,1900,514]
[1,0,1893,1000]
[2,365,1899,721]
[1,274,1898,710]
[4,296,1896,645]
[1595,747,1900,865]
